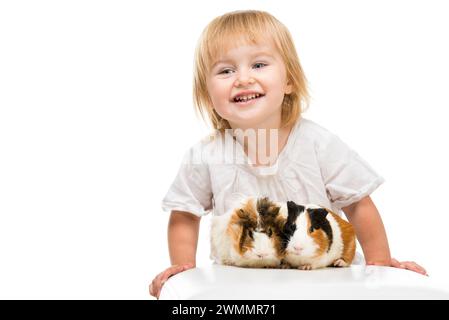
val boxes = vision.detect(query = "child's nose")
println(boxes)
[234,77,255,87]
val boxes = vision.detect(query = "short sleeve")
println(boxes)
[161,149,213,217]
[316,132,384,209]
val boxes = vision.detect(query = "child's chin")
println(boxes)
[228,113,271,127]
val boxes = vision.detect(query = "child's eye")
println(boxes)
[253,62,267,69]
[218,68,234,75]
[217,63,266,75]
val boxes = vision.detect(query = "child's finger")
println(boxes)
[159,265,185,286]
[403,262,427,275]
[390,258,405,269]
[166,265,185,277]
[411,262,426,274]
[156,265,187,298]
[154,276,169,299]
[149,283,155,297]
[406,264,425,274]
[150,278,162,298]
[150,265,184,298]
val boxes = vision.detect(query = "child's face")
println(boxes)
[206,40,292,129]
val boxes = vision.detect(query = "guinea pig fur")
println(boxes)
[282,201,356,270]
[210,197,283,268]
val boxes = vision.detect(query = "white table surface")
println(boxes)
[160,264,449,300]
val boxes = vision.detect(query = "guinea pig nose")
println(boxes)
[257,253,268,258]
[293,245,302,253]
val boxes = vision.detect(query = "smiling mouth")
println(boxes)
[232,93,265,104]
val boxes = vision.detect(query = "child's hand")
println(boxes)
[389,258,428,276]
[149,263,195,299]
[367,258,428,276]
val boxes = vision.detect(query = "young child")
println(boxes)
[150,10,426,299]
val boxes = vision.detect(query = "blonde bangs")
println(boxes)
[202,14,275,72]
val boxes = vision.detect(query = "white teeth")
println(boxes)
[234,93,263,102]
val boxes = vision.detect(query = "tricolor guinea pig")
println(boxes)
[282,201,356,270]
[210,197,284,268]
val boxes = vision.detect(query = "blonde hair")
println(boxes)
[193,10,309,131]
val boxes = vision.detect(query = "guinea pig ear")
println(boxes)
[286,201,304,225]
[257,197,270,216]
[236,208,245,218]
[237,208,250,220]
[307,208,329,231]
[286,201,297,212]
[257,197,279,215]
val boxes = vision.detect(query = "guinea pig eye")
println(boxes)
[248,230,254,240]
[266,228,273,237]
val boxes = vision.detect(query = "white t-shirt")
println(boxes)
[161,117,384,217]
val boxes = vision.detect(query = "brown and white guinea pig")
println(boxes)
[210,197,284,268]
[281,201,356,270]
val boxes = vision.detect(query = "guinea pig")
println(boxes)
[282,201,356,270]
[210,197,284,268]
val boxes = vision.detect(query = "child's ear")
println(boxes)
[285,80,293,94]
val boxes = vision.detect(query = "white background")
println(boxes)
[1,0,448,299]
